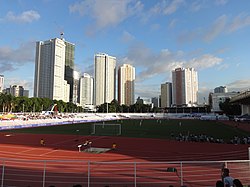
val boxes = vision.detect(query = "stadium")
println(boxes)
[0,112,249,187]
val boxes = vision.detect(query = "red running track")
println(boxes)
[0,132,249,187]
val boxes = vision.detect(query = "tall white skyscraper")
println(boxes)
[79,73,94,107]
[94,53,116,106]
[161,82,172,108]
[34,38,70,102]
[118,64,135,105]
[0,75,4,93]
[172,67,198,107]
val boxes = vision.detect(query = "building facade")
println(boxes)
[0,75,4,93]
[4,85,29,97]
[151,97,159,108]
[172,67,198,107]
[210,92,238,112]
[79,73,94,107]
[72,70,80,104]
[64,41,75,103]
[118,64,135,106]
[214,86,228,93]
[161,82,172,108]
[34,38,70,102]
[94,53,116,106]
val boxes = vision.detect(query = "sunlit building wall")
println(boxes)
[79,73,94,107]
[34,38,69,102]
[161,82,172,108]
[118,64,135,106]
[172,67,198,107]
[94,53,116,106]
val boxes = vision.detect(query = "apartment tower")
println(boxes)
[79,73,94,107]
[94,53,116,106]
[118,64,135,105]
[161,82,172,108]
[34,38,70,102]
[64,41,75,103]
[172,67,198,107]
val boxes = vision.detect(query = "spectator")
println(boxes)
[233,179,243,187]
[40,138,45,146]
[216,180,224,187]
[112,142,117,150]
[222,168,234,187]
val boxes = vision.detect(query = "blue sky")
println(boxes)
[0,0,250,103]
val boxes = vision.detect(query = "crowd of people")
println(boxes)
[173,132,250,145]
[229,135,250,144]
[174,132,224,143]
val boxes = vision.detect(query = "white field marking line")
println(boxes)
[15,147,41,154]
[0,144,41,154]
[39,149,59,156]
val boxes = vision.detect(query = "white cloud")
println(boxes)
[135,83,160,98]
[203,15,227,42]
[227,13,250,33]
[5,78,32,90]
[3,10,40,23]
[190,0,204,12]
[178,12,250,44]
[0,42,35,73]
[150,0,185,16]
[226,80,250,91]
[69,0,143,30]
[215,0,228,6]
[120,43,223,83]
[186,54,223,70]
[168,19,177,29]
[121,31,135,43]
[163,0,185,15]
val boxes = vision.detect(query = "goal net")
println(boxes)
[91,123,122,136]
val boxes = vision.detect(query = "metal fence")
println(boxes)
[0,159,250,187]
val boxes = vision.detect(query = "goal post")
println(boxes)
[91,123,122,136]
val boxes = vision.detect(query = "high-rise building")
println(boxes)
[161,82,172,108]
[0,75,4,93]
[64,41,75,102]
[210,92,238,112]
[72,70,80,104]
[151,97,159,108]
[118,64,135,105]
[23,90,29,97]
[4,85,29,97]
[172,67,198,107]
[214,86,228,93]
[94,53,116,106]
[34,38,70,102]
[79,73,94,107]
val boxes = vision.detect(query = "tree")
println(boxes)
[219,98,241,115]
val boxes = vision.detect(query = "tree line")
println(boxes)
[0,93,155,114]
[0,92,240,115]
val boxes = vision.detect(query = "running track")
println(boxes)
[0,132,249,187]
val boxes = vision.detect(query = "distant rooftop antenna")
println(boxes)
[60,32,64,40]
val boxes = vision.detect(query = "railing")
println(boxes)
[0,159,249,187]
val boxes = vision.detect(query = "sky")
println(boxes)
[1,0,250,104]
